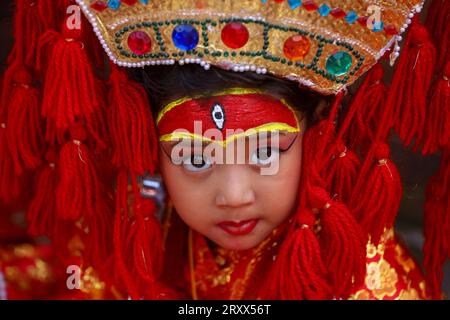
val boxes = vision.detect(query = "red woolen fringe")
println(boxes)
[425,0,450,70]
[388,20,436,149]
[27,149,58,237]
[324,66,386,206]
[347,63,387,151]
[0,66,24,204]
[113,170,168,299]
[350,143,402,244]
[261,207,332,300]
[108,66,158,175]
[308,186,366,298]
[6,68,43,174]
[423,150,450,299]
[82,197,114,277]
[38,20,102,131]
[37,0,68,31]
[0,122,23,204]
[129,177,164,296]
[326,141,361,204]
[114,170,140,299]
[422,62,450,155]
[261,126,333,300]
[22,0,45,69]
[55,124,103,221]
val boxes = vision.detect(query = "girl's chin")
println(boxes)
[211,233,266,251]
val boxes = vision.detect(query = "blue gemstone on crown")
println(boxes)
[107,0,121,10]
[345,11,358,24]
[172,24,199,51]
[318,4,331,16]
[288,0,302,9]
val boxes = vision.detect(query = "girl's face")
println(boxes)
[159,119,305,251]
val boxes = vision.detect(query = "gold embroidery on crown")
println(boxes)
[77,0,424,94]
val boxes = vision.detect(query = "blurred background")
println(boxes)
[0,1,448,298]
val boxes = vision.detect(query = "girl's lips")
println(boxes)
[218,219,259,236]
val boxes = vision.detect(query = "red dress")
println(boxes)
[0,206,434,300]
[161,211,432,300]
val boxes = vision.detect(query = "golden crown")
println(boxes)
[76,0,424,94]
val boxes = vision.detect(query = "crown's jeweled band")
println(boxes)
[77,0,425,95]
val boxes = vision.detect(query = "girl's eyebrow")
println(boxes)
[166,140,213,148]
[164,132,297,143]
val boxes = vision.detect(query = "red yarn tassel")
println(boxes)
[5,68,43,174]
[112,170,166,299]
[55,122,113,272]
[22,0,46,69]
[326,141,361,204]
[0,119,23,204]
[261,208,332,300]
[422,62,450,155]
[262,124,332,300]
[27,149,58,237]
[308,186,366,298]
[347,63,387,151]
[425,0,450,70]
[423,151,450,299]
[38,19,102,131]
[37,0,63,31]
[108,66,158,175]
[350,143,402,244]
[55,124,103,221]
[388,20,436,148]
[113,170,140,299]
[324,66,386,205]
[129,177,164,295]
[82,197,114,276]
[3,0,46,69]
[0,68,25,203]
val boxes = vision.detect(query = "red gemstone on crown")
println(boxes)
[221,22,250,49]
[357,16,369,26]
[90,1,108,11]
[384,24,398,35]
[127,31,152,55]
[302,1,319,11]
[122,0,138,5]
[330,8,346,19]
[283,35,311,61]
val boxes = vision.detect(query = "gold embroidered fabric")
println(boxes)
[349,230,429,300]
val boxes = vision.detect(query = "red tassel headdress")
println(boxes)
[0,0,449,299]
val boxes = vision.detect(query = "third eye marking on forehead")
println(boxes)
[211,103,225,130]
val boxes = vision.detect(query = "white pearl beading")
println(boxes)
[388,1,425,66]
[75,0,425,81]
[76,0,271,74]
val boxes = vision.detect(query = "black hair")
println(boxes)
[128,64,328,125]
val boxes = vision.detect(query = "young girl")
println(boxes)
[0,0,448,300]
[132,64,431,300]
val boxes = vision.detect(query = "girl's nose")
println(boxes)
[215,165,256,208]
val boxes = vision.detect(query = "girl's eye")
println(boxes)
[183,154,212,172]
[250,147,280,166]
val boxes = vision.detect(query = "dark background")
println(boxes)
[0,1,448,298]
